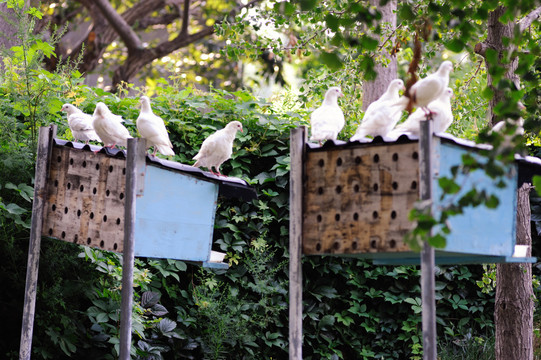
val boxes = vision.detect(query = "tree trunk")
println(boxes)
[495,183,534,360]
[0,3,19,55]
[361,0,397,111]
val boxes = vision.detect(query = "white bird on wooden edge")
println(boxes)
[62,104,102,144]
[406,60,453,114]
[388,87,454,139]
[136,96,175,157]
[310,86,345,144]
[193,121,243,176]
[92,102,133,149]
[350,79,407,142]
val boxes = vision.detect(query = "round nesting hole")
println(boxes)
[56,156,62,163]
[109,165,113,173]
[79,184,84,192]
[90,212,94,219]
[318,159,325,167]
[352,241,358,250]
[392,182,398,190]
[316,243,322,251]
[82,161,87,168]
[354,184,360,193]
[335,185,342,194]
[373,154,380,163]
[116,218,121,225]
[106,189,110,197]
[100,240,105,248]
[333,241,340,250]
[389,239,397,249]
[411,181,418,190]
[61,231,66,239]
[370,239,378,249]
[113,243,118,251]
[353,213,359,221]
[52,204,56,211]
[318,187,324,195]
[392,153,399,161]
[103,215,108,222]
[317,214,322,223]
[77,209,81,217]
[119,192,125,200]
[73,234,78,243]
[95,163,100,171]
[336,157,343,166]
[335,213,341,221]
[93,187,97,195]
[412,151,419,160]
[87,237,92,245]
[69,158,74,165]
[54,180,58,187]
[48,228,53,236]
[355,156,362,164]
[64,206,68,214]
[372,211,378,219]
[122,168,126,175]
[67,183,71,190]
[391,210,397,219]
[373,183,379,192]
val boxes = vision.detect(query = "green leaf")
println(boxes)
[320,51,343,70]
[438,177,460,194]
[444,39,465,52]
[429,233,446,248]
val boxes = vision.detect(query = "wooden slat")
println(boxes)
[303,143,419,255]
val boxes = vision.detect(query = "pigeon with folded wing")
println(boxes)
[136,96,175,156]
[350,79,407,142]
[310,86,345,143]
[407,60,453,112]
[388,87,454,139]
[193,121,243,176]
[62,104,102,144]
[92,102,132,149]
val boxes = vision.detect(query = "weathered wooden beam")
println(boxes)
[289,126,305,360]
[20,125,57,360]
[119,138,146,360]
[419,119,436,360]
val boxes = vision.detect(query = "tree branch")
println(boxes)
[181,0,190,36]
[93,0,143,51]
[519,5,541,32]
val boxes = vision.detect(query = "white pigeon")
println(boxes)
[61,104,102,144]
[350,79,407,142]
[388,87,454,139]
[407,60,453,112]
[92,102,132,149]
[136,96,175,157]
[309,86,345,143]
[193,121,243,176]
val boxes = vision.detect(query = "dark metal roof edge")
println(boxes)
[53,139,257,201]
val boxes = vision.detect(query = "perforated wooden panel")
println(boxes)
[42,145,127,252]
[303,143,419,255]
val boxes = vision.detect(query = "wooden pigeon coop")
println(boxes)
[292,126,539,265]
[41,136,256,268]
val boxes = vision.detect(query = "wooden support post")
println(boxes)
[119,138,146,360]
[19,125,56,360]
[289,126,306,360]
[419,119,436,360]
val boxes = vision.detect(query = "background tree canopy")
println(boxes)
[1,0,541,359]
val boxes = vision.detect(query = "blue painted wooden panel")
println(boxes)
[433,141,517,256]
[134,165,219,262]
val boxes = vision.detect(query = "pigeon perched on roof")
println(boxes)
[92,102,132,149]
[350,79,407,142]
[193,121,243,176]
[136,96,175,157]
[407,61,453,112]
[61,104,102,144]
[309,86,345,144]
[388,87,454,139]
